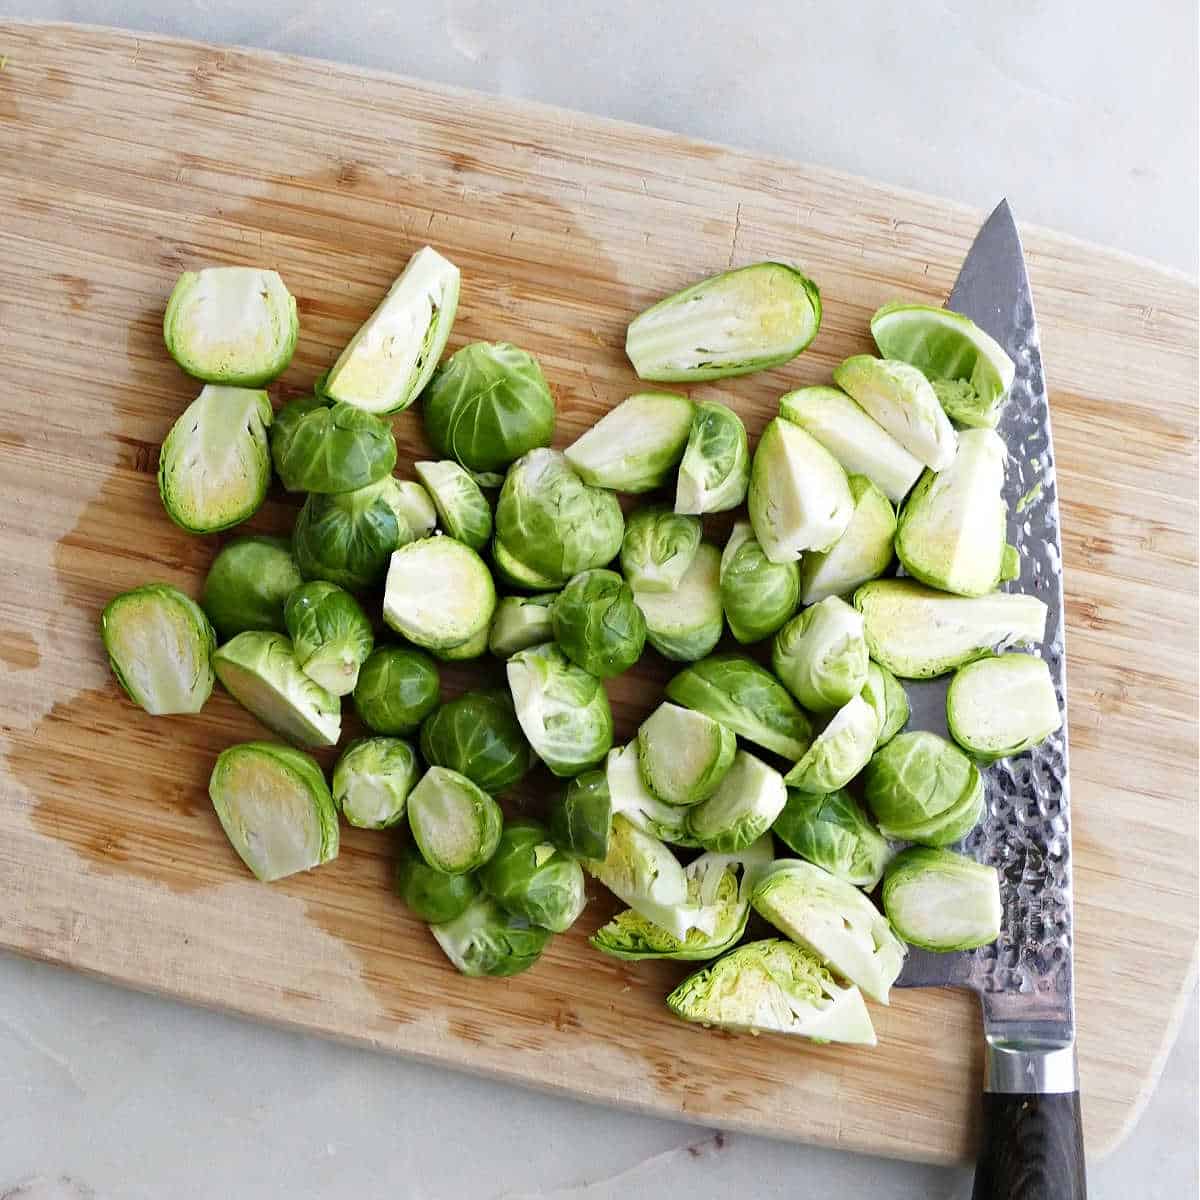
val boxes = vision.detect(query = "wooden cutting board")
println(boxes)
[0,23,1195,1165]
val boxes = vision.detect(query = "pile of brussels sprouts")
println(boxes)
[101,249,1062,1044]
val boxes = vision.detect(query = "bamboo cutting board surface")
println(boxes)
[0,23,1196,1165]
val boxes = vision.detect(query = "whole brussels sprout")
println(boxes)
[284,581,374,696]
[551,568,646,679]
[547,769,612,861]
[353,645,440,735]
[772,595,869,713]
[719,521,799,644]
[478,818,587,933]
[419,689,533,794]
[414,460,493,550]
[270,394,397,494]
[394,844,480,923]
[332,736,418,829]
[202,535,303,642]
[619,506,701,594]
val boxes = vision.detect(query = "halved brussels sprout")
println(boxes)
[407,766,504,875]
[163,267,297,386]
[392,479,438,538]
[382,536,496,652]
[421,341,555,481]
[854,580,1049,679]
[353,645,440,735]
[666,938,876,1044]
[633,542,724,662]
[626,262,821,381]
[719,521,799,644]
[783,694,879,794]
[606,743,696,847]
[547,770,612,862]
[209,741,338,882]
[798,476,896,606]
[283,581,374,696]
[332,736,418,829]
[202,536,302,643]
[552,568,646,678]
[158,385,272,534]
[101,583,216,715]
[674,400,750,515]
[270,395,396,494]
[323,245,460,414]
[394,844,480,923]
[772,788,891,889]
[414,460,493,551]
[882,847,1002,951]
[564,392,694,492]
[419,689,533,793]
[637,702,736,806]
[478,818,587,933]
[431,895,551,977]
[947,653,1061,761]
[490,538,562,591]
[619,506,701,594]
[666,654,812,761]
[861,660,910,748]
[772,596,868,713]
[488,593,558,659]
[687,750,787,853]
[749,418,853,563]
[506,642,613,777]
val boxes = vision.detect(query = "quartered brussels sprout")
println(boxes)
[637,702,735,807]
[323,246,460,414]
[947,653,1061,761]
[431,895,552,978]
[719,521,799,644]
[871,302,1016,430]
[784,695,879,794]
[353,645,440,736]
[666,938,876,1044]
[421,341,555,481]
[506,642,613,777]
[478,819,587,933]
[687,750,787,854]
[203,536,302,643]
[563,392,693,492]
[163,267,298,386]
[101,583,216,716]
[283,581,373,696]
[209,741,338,882]
[666,654,812,761]
[798,476,896,605]
[419,689,533,793]
[772,788,891,890]
[490,537,562,591]
[772,596,868,713]
[749,418,853,563]
[863,730,985,845]
[833,355,957,472]
[860,660,910,748]
[332,736,418,829]
[674,400,750,515]
[626,262,821,382]
[158,385,273,534]
[407,766,504,875]
[619,506,701,594]
[488,593,558,659]
[394,843,480,923]
[778,386,923,505]
[633,542,724,662]
[551,569,645,678]
[605,743,696,847]
[392,479,438,538]
[547,770,612,862]
[751,859,907,1005]
[414,460,493,551]
[270,394,396,494]
[854,579,1049,679]
[882,847,1002,951]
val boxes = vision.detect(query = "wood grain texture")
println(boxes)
[0,23,1196,1165]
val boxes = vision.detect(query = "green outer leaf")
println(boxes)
[478,818,587,933]
[352,646,440,736]
[419,689,533,793]
[719,521,799,644]
[332,736,418,829]
[414,459,493,550]
[619,506,702,594]
[946,652,1062,761]
[407,766,504,875]
[551,568,646,678]
[882,847,1002,951]
[674,400,750,515]
[430,895,551,977]
[772,788,891,889]
[394,844,480,923]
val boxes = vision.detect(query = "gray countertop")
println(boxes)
[1,3,1196,1197]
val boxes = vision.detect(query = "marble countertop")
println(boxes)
[1,3,1196,1197]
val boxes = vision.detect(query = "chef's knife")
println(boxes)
[894,200,1086,1200]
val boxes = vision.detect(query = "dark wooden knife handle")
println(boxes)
[972,1091,1087,1200]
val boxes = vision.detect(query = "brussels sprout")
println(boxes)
[626,262,821,382]
[666,654,812,761]
[431,895,551,978]
[269,395,396,495]
[882,847,1002,951]
[895,429,1012,598]
[202,536,302,643]
[854,580,1049,679]
[860,660,909,748]
[394,843,480,923]
[283,581,374,696]
[717,522,799,645]
[551,569,646,678]
[772,788,891,889]
[478,818,587,933]
[323,246,460,414]
[407,766,504,875]
[687,750,786,853]
[506,642,613,777]
[863,730,985,845]
[832,355,957,472]
[798,476,896,606]
[751,860,906,1004]
[772,596,868,713]
[666,938,876,1044]
[158,385,273,534]
[674,400,750,515]
[493,449,624,586]
[488,593,558,659]
[328,736,417,829]
[636,702,736,806]
[419,689,533,793]
[564,392,694,492]
[209,741,338,882]
[421,341,555,480]
[353,645,440,735]
[778,386,923,505]
[619,506,702,594]
[382,536,496,652]
[605,743,696,847]
[946,653,1061,761]
[633,542,724,662]
[163,267,297,386]
[414,460,493,551]
[749,418,853,563]
[547,770,612,861]
[871,302,1015,430]
[392,479,438,539]
[101,583,216,715]
[431,623,490,662]
[490,538,562,591]
[783,695,879,794]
